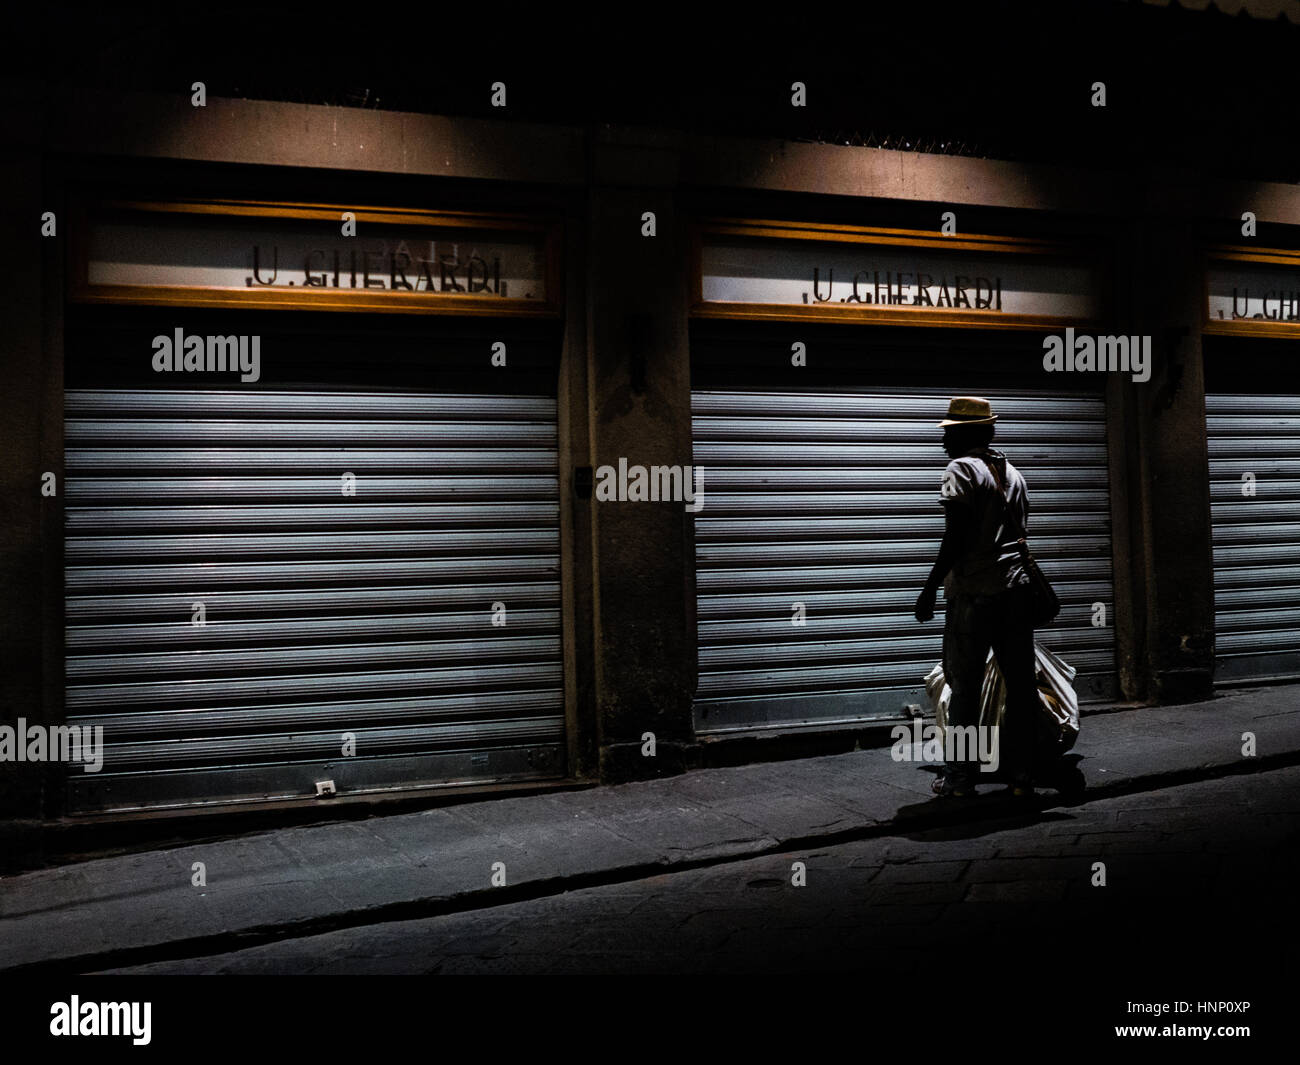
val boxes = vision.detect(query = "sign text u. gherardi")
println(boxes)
[700,238,1097,319]
[1207,263,1300,322]
[247,241,509,294]
[87,218,546,301]
[804,267,1002,309]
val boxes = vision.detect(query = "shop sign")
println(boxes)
[76,203,558,316]
[700,236,1097,320]
[1207,262,1300,322]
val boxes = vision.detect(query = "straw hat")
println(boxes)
[938,396,998,427]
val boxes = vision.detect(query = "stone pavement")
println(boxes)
[2,683,1298,974]
[108,764,1300,975]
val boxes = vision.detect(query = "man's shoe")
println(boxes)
[932,773,974,798]
[1008,771,1035,798]
[1037,758,1085,796]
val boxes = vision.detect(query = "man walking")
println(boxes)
[914,396,1038,798]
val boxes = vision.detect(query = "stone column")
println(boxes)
[0,99,60,819]
[584,129,698,780]
[1127,216,1216,702]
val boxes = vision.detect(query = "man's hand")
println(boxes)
[914,584,937,623]
[919,503,968,621]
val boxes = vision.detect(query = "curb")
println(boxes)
[6,747,1297,977]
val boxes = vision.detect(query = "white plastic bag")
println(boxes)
[924,641,1080,758]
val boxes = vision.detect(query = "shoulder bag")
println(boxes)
[977,455,1060,627]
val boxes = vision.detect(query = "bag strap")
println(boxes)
[975,454,1029,545]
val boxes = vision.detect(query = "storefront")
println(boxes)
[1204,245,1300,685]
[688,219,1120,734]
[62,198,571,812]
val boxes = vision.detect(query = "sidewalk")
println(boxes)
[3,684,1299,974]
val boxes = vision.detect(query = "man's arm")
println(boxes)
[914,504,973,622]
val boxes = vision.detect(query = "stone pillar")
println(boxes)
[584,129,698,780]
[0,111,59,819]
[1127,217,1216,702]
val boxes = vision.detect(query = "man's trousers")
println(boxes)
[941,582,1038,784]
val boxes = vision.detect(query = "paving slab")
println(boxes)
[3,682,1300,972]
[105,767,1298,975]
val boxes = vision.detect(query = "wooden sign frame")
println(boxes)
[1203,244,1300,340]
[688,217,1106,330]
[70,198,564,319]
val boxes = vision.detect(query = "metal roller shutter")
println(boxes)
[692,385,1117,734]
[1206,392,1300,684]
[65,388,565,812]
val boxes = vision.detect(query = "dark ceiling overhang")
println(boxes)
[1135,0,1300,22]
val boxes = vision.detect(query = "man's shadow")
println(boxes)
[894,754,1087,839]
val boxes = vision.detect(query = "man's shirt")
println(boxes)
[938,447,1030,598]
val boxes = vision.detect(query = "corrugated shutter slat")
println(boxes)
[691,386,1118,734]
[64,387,565,812]
[1206,392,1300,683]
